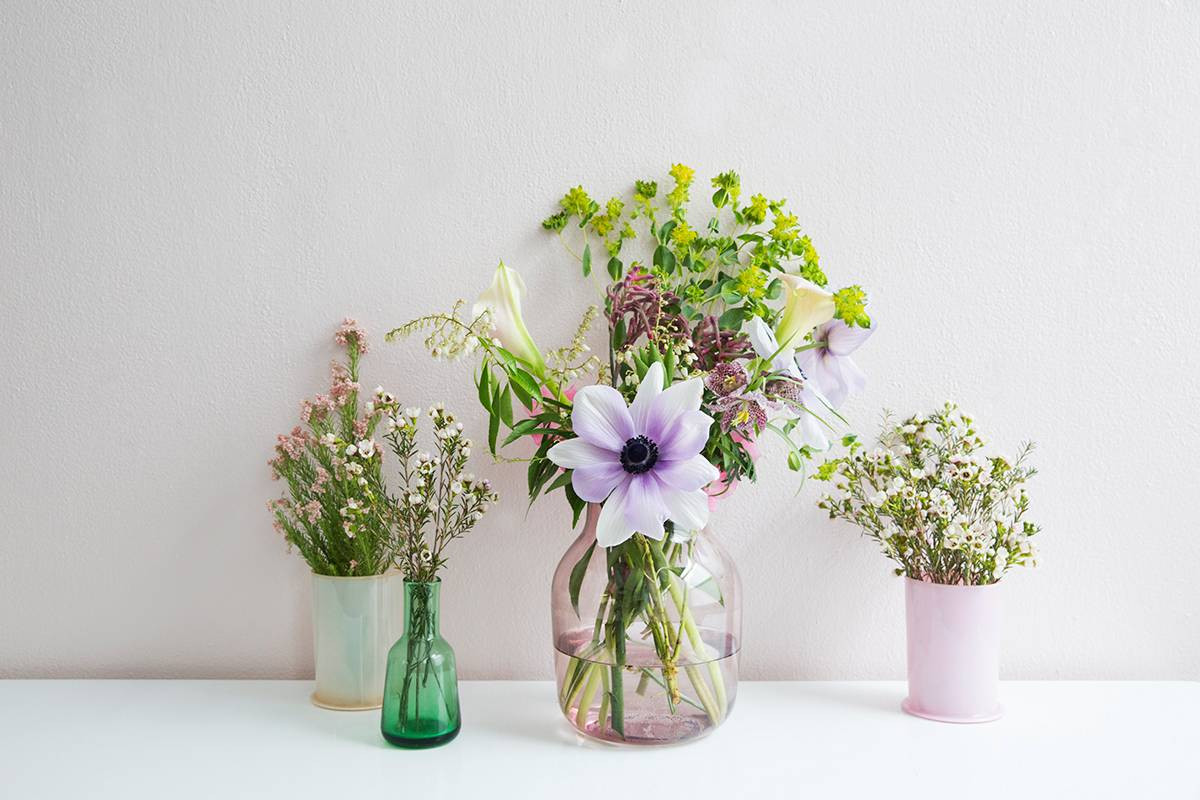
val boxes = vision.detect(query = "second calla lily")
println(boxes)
[774,275,836,353]
[473,261,547,377]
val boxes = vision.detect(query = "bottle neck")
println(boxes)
[403,580,441,639]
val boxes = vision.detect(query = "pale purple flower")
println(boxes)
[795,319,875,409]
[547,362,719,547]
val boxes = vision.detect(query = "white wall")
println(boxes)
[2,1,1197,681]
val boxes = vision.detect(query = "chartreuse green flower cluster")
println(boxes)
[542,164,869,333]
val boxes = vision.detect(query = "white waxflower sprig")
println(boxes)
[374,393,499,582]
[816,403,1039,585]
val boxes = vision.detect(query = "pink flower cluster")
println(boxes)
[329,362,359,407]
[300,500,323,524]
[311,466,330,495]
[269,427,311,477]
[334,317,369,354]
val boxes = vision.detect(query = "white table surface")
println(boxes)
[0,680,1196,798]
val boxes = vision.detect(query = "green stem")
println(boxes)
[646,539,728,722]
[575,664,602,732]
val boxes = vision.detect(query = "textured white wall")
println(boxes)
[2,1,1198,680]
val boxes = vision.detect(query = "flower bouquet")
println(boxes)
[267,320,497,728]
[391,164,875,744]
[815,404,1039,722]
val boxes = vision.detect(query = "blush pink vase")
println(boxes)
[902,577,1003,723]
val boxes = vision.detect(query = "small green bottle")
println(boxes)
[380,580,461,748]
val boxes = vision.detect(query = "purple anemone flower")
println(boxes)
[795,319,875,409]
[547,362,719,547]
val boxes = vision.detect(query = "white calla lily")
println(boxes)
[473,261,546,376]
[774,275,835,353]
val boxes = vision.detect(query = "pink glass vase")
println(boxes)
[902,577,1003,723]
[551,503,741,746]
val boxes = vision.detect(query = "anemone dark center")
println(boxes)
[620,435,659,474]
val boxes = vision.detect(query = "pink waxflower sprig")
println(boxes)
[268,319,497,578]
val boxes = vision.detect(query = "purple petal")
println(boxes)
[571,384,635,451]
[657,410,714,461]
[825,318,875,357]
[799,353,846,409]
[654,479,710,531]
[642,376,704,442]
[571,461,626,503]
[837,355,868,397]
[595,476,633,547]
[547,437,616,469]
[625,474,667,540]
[629,362,664,433]
[653,456,720,492]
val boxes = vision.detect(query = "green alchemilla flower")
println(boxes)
[770,210,799,242]
[560,186,594,219]
[735,265,767,299]
[745,194,769,225]
[670,221,697,248]
[473,262,547,376]
[833,285,871,328]
[669,163,695,187]
[667,163,695,207]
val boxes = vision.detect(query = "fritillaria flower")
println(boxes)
[795,319,875,409]
[547,363,719,547]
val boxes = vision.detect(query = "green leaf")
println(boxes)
[476,367,492,412]
[611,317,627,351]
[544,470,574,494]
[582,242,592,277]
[568,541,596,617]
[502,418,540,445]
[510,375,534,411]
[508,368,541,401]
[712,187,728,208]
[718,305,746,329]
[487,407,499,455]
[787,450,802,471]
[565,483,585,526]
[607,256,623,281]
[498,384,514,427]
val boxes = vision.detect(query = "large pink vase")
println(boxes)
[902,577,1003,723]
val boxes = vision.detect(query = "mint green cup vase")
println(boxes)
[380,580,461,748]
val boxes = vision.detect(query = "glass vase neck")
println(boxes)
[403,580,441,638]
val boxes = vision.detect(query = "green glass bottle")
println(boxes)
[380,580,461,748]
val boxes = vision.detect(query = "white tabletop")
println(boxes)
[0,680,1195,798]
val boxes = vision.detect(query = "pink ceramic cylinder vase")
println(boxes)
[902,577,1003,723]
